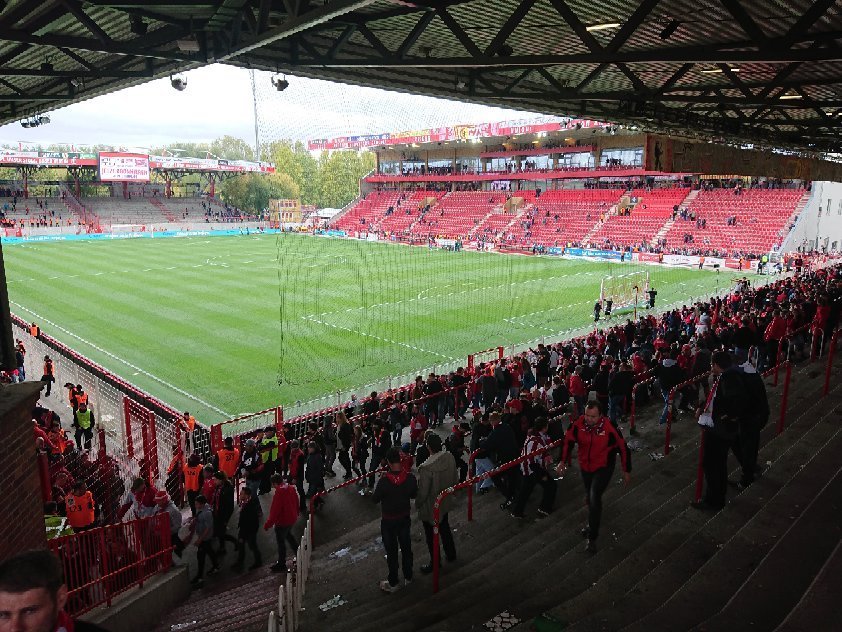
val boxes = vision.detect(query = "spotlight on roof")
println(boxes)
[130,15,147,36]
[20,119,31,128]
[585,22,621,32]
[39,115,50,124]
[170,75,187,91]
[659,19,680,40]
[271,75,289,91]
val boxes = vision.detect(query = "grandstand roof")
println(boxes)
[2,1,841,153]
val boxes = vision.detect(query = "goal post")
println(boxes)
[600,270,650,311]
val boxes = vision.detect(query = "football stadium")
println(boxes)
[1,2,842,632]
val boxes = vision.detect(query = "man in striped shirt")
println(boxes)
[510,418,557,519]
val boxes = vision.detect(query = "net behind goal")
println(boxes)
[600,270,650,310]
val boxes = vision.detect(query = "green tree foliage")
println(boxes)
[220,172,300,213]
[317,150,375,209]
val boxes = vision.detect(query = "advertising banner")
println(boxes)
[662,254,699,266]
[565,247,623,260]
[98,152,150,182]
[637,252,662,263]
[308,117,610,150]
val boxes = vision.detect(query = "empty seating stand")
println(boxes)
[662,188,806,254]
[589,188,690,249]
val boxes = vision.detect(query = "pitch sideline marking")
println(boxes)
[10,301,231,418]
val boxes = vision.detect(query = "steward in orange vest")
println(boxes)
[71,385,88,411]
[30,322,40,337]
[41,356,55,397]
[215,437,241,479]
[65,480,96,531]
[183,452,204,516]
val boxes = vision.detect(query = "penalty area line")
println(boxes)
[11,301,231,418]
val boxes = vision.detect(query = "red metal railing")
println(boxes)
[629,377,656,435]
[467,346,504,371]
[664,371,711,455]
[347,382,470,428]
[47,513,172,617]
[432,437,563,593]
[825,328,840,396]
[308,468,387,547]
[209,406,284,454]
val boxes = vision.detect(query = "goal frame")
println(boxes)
[599,270,650,312]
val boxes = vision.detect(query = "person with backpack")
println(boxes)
[351,425,370,495]
[305,441,326,510]
[232,486,262,571]
[336,412,354,480]
[733,358,770,489]
[694,351,745,511]
[372,447,418,593]
[322,417,338,478]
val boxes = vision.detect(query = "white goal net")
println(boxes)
[599,270,650,311]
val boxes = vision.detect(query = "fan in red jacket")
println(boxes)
[264,474,300,572]
[559,402,631,553]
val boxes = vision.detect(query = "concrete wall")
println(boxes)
[0,381,47,559]
[81,566,190,632]
[782,182,842,252]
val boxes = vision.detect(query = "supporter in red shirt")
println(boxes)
[264,473,300,573]
[560,402,631,553]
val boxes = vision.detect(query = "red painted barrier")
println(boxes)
[776,361,793,435]
[432,437,563,593]
[629,377,656,435]
[46,513,172,616]
[825,329,839,396]
[665,372,711,456]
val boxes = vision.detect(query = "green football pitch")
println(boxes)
[4,234,737,422]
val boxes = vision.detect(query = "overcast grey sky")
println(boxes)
[0,64,537,151]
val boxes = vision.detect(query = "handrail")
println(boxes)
[775,361,793,435]
[431,436,564,592]
[466,448,481,522]
[308,467,387,547]
[810,328,825,361]
[825,328,840,396]
[347,382,470,428]
[665,371,711,455]
[629,377,656,435]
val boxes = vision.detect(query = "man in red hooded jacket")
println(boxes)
[264,474,299,573]
[560,402,631,553]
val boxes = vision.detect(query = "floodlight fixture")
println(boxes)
[271,75,289,91]
[170,75,187,91]
[585,22,621,32]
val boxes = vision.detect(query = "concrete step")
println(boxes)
[299,361,838,631]
[501,363,839,632]
[555,392,842,631]
[695,465,842,631]
[301,414,712,631]
[774,539,842,632]
[620,416,842,631]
